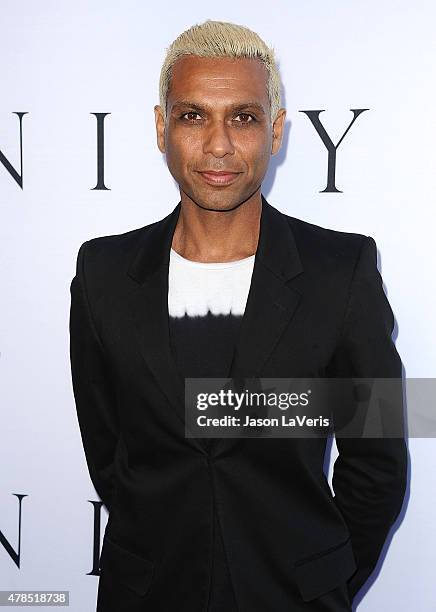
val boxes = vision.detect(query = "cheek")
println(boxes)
[239,139,271,175]
[235,130,271,157]
[167,133,202,167]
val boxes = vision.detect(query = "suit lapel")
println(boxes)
[226,203,303,380]
[212,197,304,454]
[126,195,304,456]
[126,202,199,449]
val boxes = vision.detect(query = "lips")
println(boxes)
[198,171,241,186]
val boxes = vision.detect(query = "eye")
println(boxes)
[180,111,202,122]
[234,113,256,123]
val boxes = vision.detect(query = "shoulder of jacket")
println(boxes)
[83,219,158,256]
[283,212,368,261]
[75,218,161,292]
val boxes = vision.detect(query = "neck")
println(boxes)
[172,190,262,263]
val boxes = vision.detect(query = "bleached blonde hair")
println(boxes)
[158,20,282,125]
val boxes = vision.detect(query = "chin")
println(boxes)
[200,199,242,212]
[183,190,234,211]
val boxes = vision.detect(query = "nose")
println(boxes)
[202,119,235,158]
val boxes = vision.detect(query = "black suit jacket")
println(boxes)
[69,195,407,611]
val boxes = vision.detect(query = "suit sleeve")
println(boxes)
[328,236,408,600]
[69,240,120,513]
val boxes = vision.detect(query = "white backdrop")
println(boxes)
[1,1,435,610]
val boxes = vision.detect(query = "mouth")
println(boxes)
[197,171,241,186]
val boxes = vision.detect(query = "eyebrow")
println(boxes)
[171,100,266,116]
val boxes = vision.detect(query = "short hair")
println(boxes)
[159,19,282,125]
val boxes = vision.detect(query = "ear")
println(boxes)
[271,108,286,155]
[154,105,166,154]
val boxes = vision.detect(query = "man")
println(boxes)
[69,19,407,612]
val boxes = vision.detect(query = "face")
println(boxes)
[154,55,286,211]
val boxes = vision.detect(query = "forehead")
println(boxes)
[168,55,269,106]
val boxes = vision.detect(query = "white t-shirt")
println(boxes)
[168,247,255,318]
